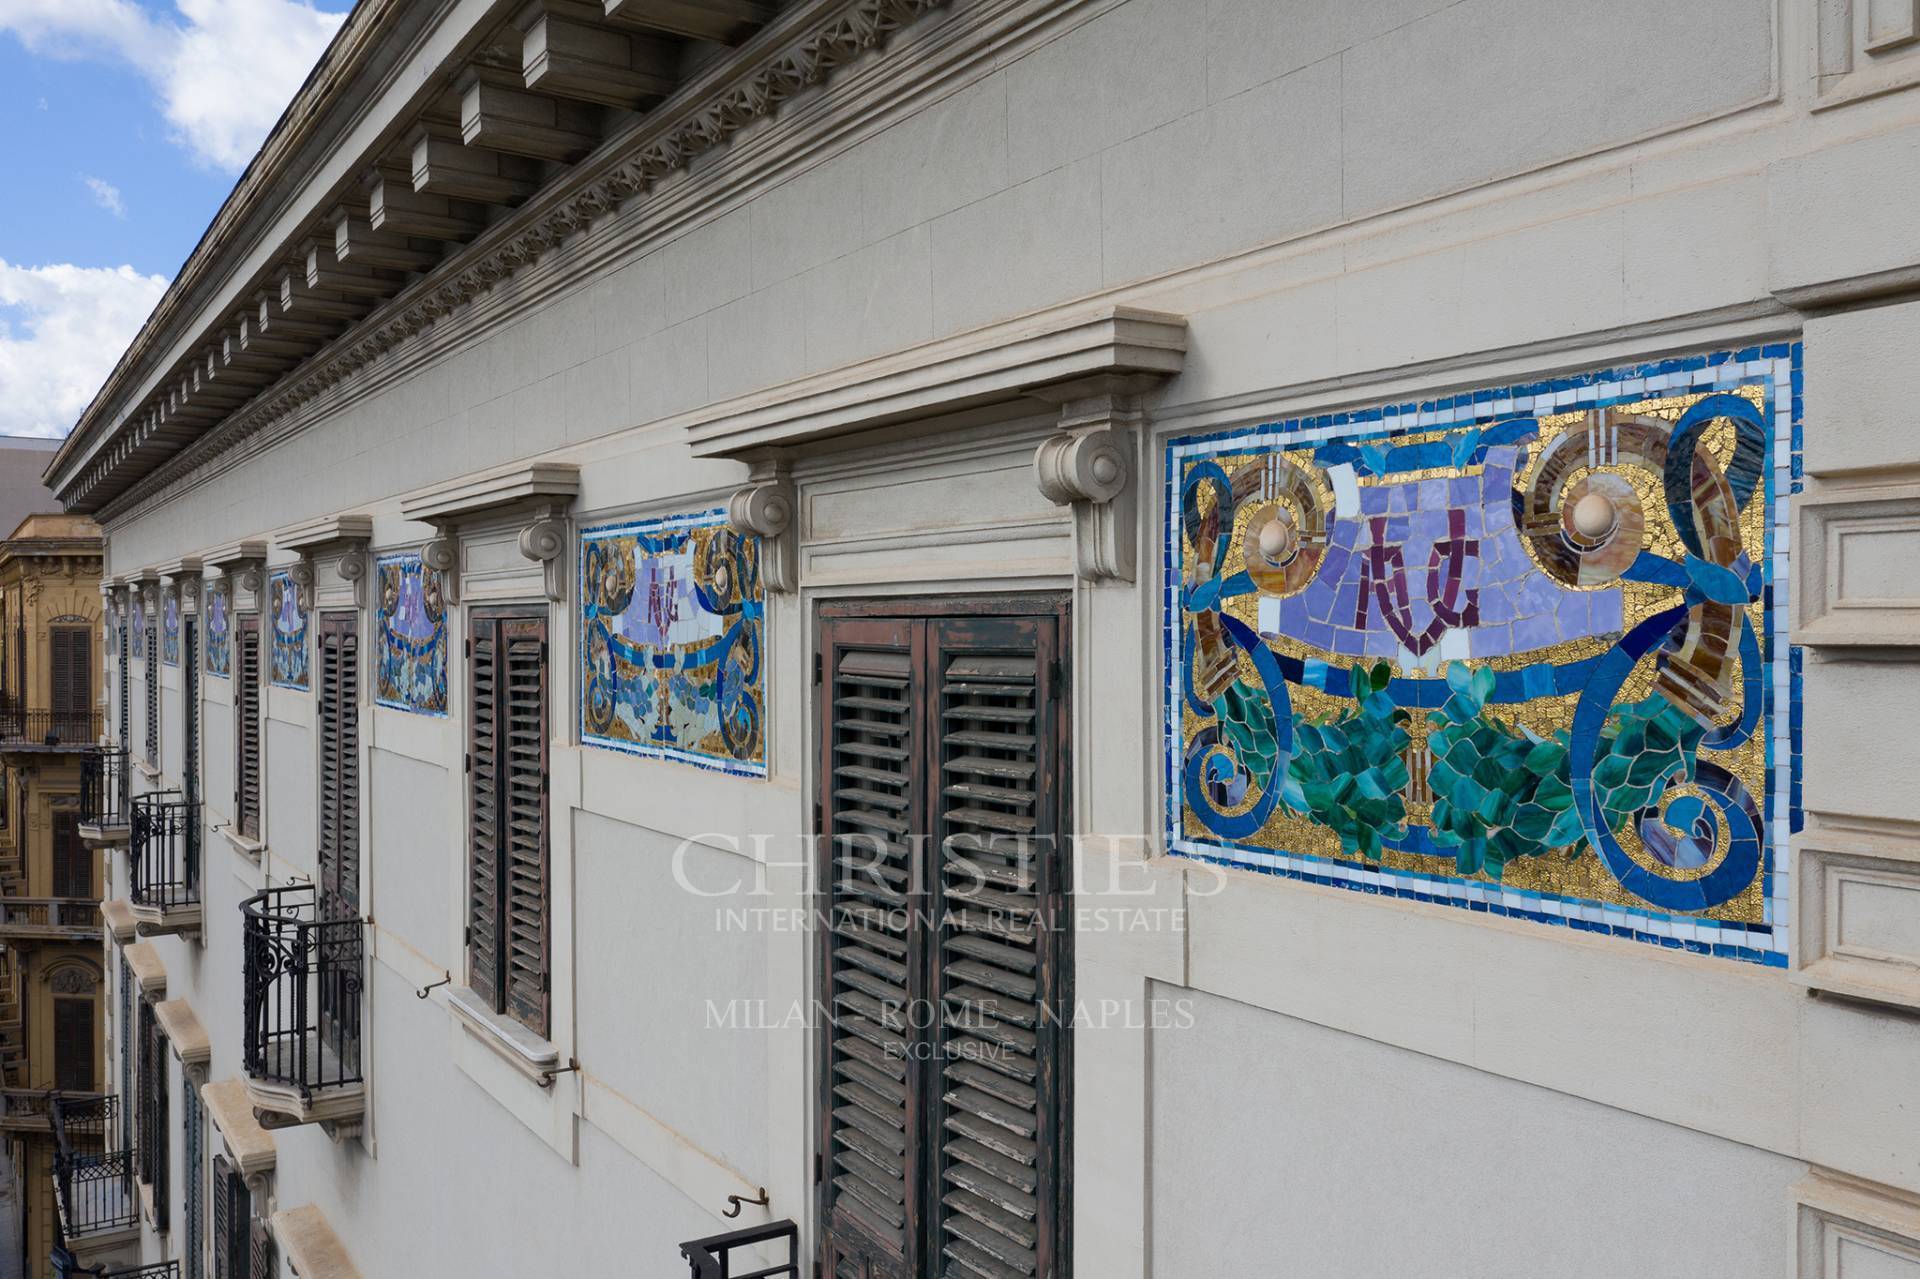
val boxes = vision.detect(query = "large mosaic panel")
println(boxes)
[268,570,309,690]
[162,594,180,666]
[578,511,766,776]
[375,552,448,715]
[204,587,230,678]
[1167,347,1801,965]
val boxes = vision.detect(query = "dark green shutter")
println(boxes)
[51,626,91,723]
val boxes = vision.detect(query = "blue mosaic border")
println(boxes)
[1162,344,1802,967]
[372,551,450,717]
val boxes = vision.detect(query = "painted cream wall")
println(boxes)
[88,0,1920,1275]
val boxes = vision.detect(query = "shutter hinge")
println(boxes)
[813,801,823,834]
[541,971,550,994]
[813,651,822,686]
[464,751,470,774]
[1046,657,1063,701]
[814,1151,823,1185]
[463,925,472,948]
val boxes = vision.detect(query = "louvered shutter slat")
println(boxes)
[211,1155,232,1279]
[468,615,548,1034]
[821,636,919,1275]
[236,618,262,837]
[467,623,501,1008]
[934,642,1055,1279]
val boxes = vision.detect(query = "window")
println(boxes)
[118,956,133,1149]
[184,616,199,804]
[137,997,169,1230]
[118,623,130,745]
[211,1154,272,1279]
[144,623,158,765]
[234,615,261,838]
[814,605,1071,1279]
[184,1074,204,1279]
[52,810,91,899]
[317,613,359,918]
[465,610,549,1037]
[53,995,94,1092]
[51,625,91,736]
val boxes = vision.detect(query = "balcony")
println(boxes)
[50,1095,139,1257]
[79,746,132,845]
[0,706,102,753]
[679,1222,800,1279]
[0,1087,101,1134]
[53,1257,176,1279]
[242,885,365,1134]
[128,792,201,937]
[0,898,103,942]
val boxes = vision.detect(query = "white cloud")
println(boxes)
[83,176,126,218]
[0,260,169,438]
[0,0,345,172]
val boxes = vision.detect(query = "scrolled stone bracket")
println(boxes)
[421,531,461,605]
[727,460,797,593]
[1033,390,1148,583]
[518,509,570,604]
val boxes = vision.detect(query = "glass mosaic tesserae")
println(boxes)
[578,510,766,777]
[1167,347,1801,965]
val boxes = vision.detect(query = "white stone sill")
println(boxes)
[215,823,266,863]
[445,984,561,1082]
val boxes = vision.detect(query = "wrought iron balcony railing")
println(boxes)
[243,884,365,1128]
[129,792,200,914]
[0,706,101,749]
[0,1087,101,1133]
[678,1221,800,1279]
[0,898,103,940]
[53,1256,178,1279]
[80,746,132,831]
[50,1095,137,1242]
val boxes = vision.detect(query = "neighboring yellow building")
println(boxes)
[0,514,106,1279]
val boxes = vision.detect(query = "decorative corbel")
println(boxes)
[1032,388,1146,583]
[421,529,460,605]
[286,559,316,612]
[727,459,796,593]
[518,505,570,604]
[337,544,369,608]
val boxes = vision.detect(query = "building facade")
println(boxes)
[0,515,108,1279]
[39,0,1920,1275]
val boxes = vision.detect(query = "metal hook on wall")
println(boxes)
[538,1058,581,1090]
[415,971,451,1000]
[723,1188,769,1219]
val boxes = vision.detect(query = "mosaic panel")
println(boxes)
[1166,346,1801,965]
[204,587,230,678]
[375,552,448,715]
[268,570,309,690]
[578,510,766,776]
[162,594,180,666]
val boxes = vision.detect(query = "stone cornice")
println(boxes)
[276,514,375,552]
[400,463,581,525]
[687,306,1188,458]
[81,0,957,522]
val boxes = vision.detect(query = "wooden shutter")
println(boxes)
[118,956,133,1150]
[317,614,359,917]
[118,625,130,744]
[184,618,199,804]
[249,1217,276,1279]
[184,1073,204,1279]
[235,617,262,838]
[52,811,91,899]
[145,626,158,763]
[818,619,925,1279]
[212,1154,246,1279]
[53,997,93,1091]
[467,612,549,1035]
[816,606,1070,1279]
[51,627,91,720]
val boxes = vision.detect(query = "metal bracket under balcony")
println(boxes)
[679,1221,800,1279]
[128,792,201,938]
[0,706,102,754]
[79,747,132,846]
[242,885,365,1134]
[50,1095,139,1259]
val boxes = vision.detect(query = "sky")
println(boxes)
[0,0,355,439]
